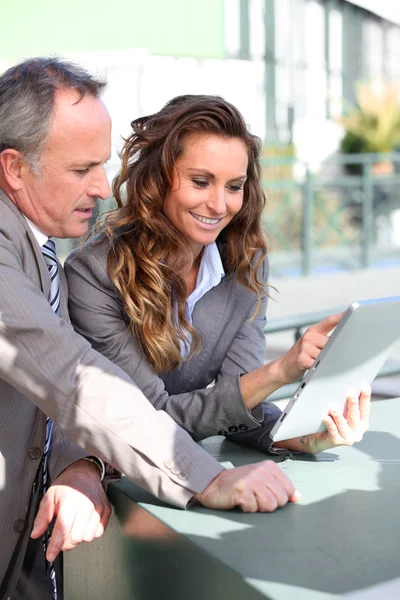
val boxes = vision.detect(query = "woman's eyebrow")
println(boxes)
[186,168,247,181]
[187,168,215,178]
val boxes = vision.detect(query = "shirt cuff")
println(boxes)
[82,456,106,481]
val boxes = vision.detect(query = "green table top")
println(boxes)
[113,397,400,600]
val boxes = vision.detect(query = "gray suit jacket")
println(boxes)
[0,191,223,599]
[65,235,282,444]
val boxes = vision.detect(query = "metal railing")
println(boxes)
[262,152,400,276]
[57,152,400,278]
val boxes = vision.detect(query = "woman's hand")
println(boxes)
[274,312,344,385]
[240,312,344,411]
[275,383,371,454]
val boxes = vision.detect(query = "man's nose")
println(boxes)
[88,168,111,200]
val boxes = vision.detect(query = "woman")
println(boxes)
[65,95,370,455]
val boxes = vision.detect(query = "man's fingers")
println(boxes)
[257,463,300,510]
[82,511,102,542]
[196,461,300,513]
[265,461,297,500]
[264,478,292,508]
[31,492,55,539]
[254,486,279,512]
[95,521,106,539]
[289,490,302,502]
[313,312,344,336]
[68,506,94,549]
[79,496,110,543]
[99,500,112,532]
[85,494,111,540]
[238,492,259,513]
[46,506,75,561]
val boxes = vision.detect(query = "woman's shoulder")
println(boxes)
[64,233,112,277]
[216,240,269,282]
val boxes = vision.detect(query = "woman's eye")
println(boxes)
[229,183,244,192]
[192,179,208,188]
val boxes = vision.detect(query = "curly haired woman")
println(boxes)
[65,95,370,456]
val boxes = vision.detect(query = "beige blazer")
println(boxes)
[0,190,223,599]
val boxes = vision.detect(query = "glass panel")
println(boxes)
[305,67,328,120]
[224,0,241,57]
[329,8,342,73]
[274,0,291,61]
[249,0,265,59]
[305,0,325,67]
[329,74,343,118]
[385,25,400,80]
[363,18,384,79]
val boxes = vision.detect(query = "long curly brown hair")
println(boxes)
[100,95,268,373]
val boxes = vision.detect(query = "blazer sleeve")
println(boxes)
[214,257,284,450]
[65,246,265,442]
[216,260,269,378]
[0,232,223,508]
[49,425,88,479]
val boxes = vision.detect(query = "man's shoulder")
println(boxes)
[0,192,32,259]
[0,191,26,234]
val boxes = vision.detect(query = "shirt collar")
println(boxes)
[24,216,49,247]
[186,242,225,313]
[196,242,225,290]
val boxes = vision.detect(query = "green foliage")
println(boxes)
[338,82,400,154]
[340,130,369,155]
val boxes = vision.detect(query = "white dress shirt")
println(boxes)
[24,216,48,247]
[180,242,225,357]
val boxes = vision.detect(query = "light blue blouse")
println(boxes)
[181,242,225,356]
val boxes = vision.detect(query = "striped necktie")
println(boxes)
[40,239,60,600]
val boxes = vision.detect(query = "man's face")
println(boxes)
[16,88,112,239]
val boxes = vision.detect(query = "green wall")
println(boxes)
[0,0,225,59]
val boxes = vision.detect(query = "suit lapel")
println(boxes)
[0,189,50,298]
[26,229,51,300]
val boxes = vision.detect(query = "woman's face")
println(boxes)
[163,133,248,256]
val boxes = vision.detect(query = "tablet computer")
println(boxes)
[270,295,400,442]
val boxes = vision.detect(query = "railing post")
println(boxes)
[361,161,373,268]
[301,166,314,275]
[239,0,250,59]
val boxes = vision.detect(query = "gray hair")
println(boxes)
[0,56,106,172]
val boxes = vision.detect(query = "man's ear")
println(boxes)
[0,149,29,191]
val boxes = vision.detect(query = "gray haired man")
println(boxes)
[0,57,298,599]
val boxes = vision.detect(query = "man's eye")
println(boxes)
[192,179,208,188]
[75,168,89,176]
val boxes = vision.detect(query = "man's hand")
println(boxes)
[195,461,301,512]
[30,459,111,562]
[275,383,371,454]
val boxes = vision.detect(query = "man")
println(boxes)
[0,57,298,599]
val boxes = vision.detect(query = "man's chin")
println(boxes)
[65,224,91,239]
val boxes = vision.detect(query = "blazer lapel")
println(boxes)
[26,229,51,300]
[0,190,50,298]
